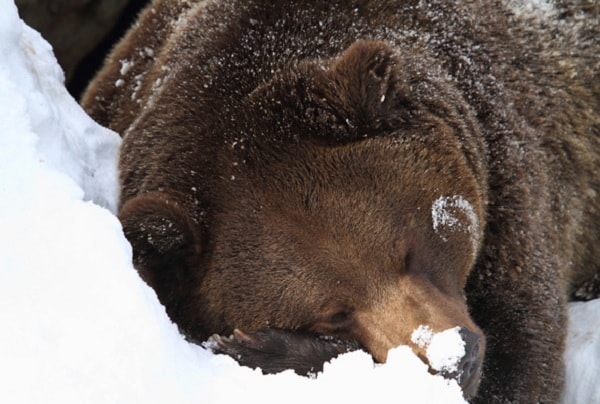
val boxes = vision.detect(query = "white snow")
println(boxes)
[0,0,597,403]
[562,299,600,404]
[119,59,134,76]
[504,0,556,20]
[0,1,120,213]
[431,195,479,257]
[431,196,478,236]
[412,324,435,348]
[411,326,466,374]
[429,328,465,374]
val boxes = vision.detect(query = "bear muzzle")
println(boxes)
[353,280,485,399]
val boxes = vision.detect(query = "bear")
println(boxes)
[81,0,600,402]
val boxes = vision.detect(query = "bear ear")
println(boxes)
[119,192,203,309]
[309,39,417,138]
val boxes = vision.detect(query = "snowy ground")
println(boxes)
[0,0,598,402]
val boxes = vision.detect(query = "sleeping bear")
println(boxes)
[81,0,599,402]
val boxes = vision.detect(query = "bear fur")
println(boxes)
[81,0,600,402]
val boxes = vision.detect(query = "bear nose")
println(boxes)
[457,327,483,398]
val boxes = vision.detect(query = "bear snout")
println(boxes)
[356,318,484,398]
[352,277,485,397]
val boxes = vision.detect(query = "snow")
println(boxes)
[562,299,600,404]
[504,0,556,20]
[0,1,120,213]
[0,0,598,403]
[431,195,478,234]
[431,195,479,257]
[412,326,466,375]
[412,324,436,348]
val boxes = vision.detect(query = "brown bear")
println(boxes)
[81,0,599,402]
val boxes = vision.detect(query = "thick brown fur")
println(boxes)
[82,0,599,402]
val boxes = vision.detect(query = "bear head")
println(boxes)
[119,40,487,395]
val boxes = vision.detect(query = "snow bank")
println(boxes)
[0,0,120,213]
[562,299,600,403]
[0,0,597,403]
